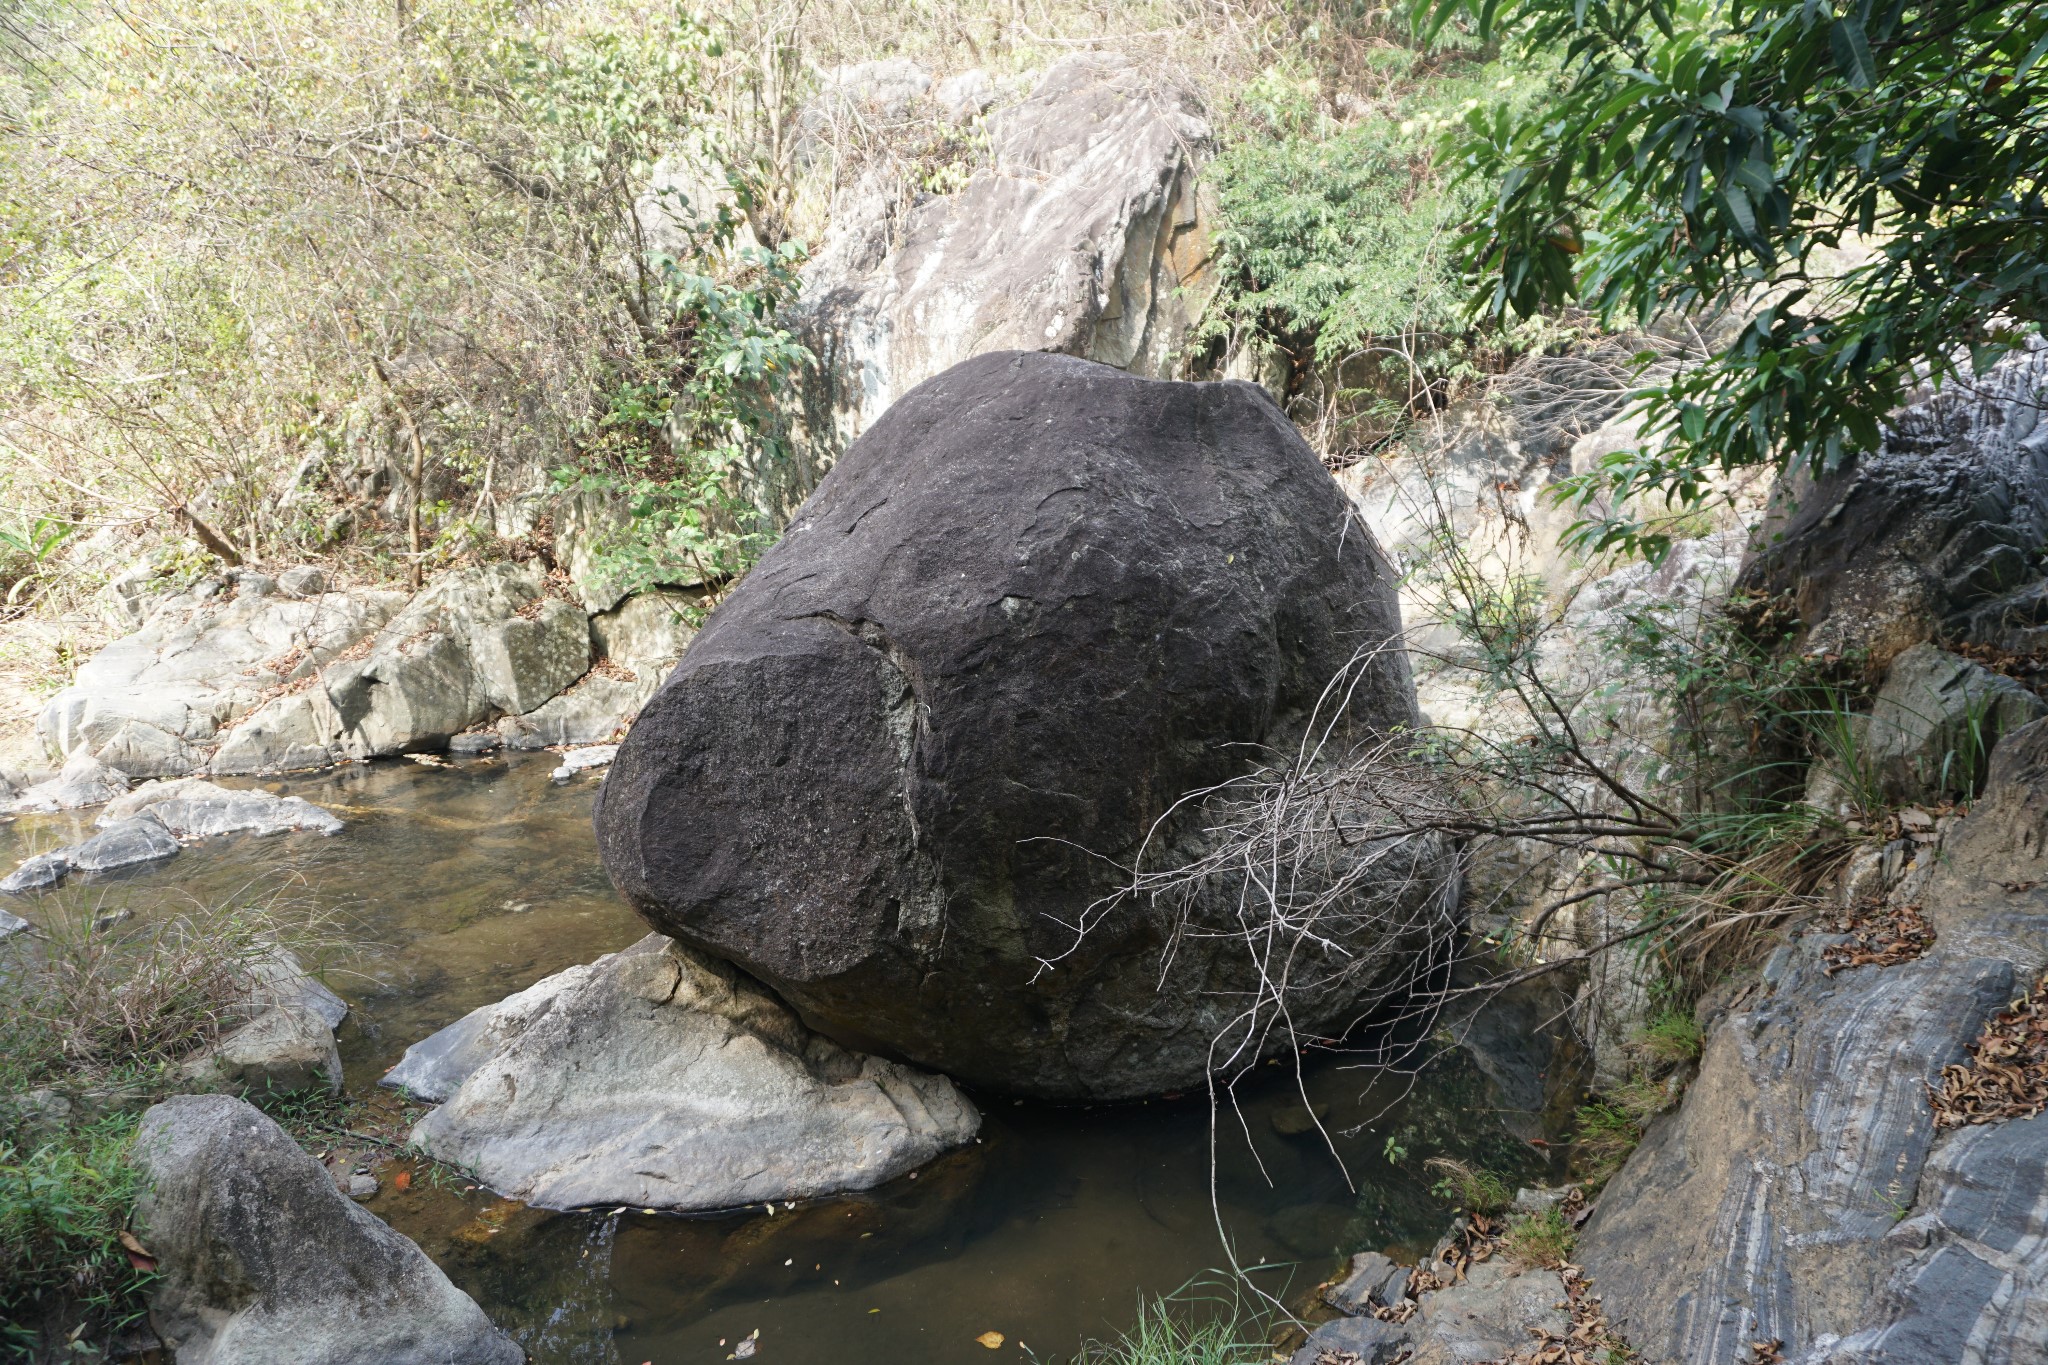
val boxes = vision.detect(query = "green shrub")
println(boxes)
[1632,1010,1703,1072]
[0,1115,151,1347]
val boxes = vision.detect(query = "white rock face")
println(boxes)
[100,777,343,838]
[784,56,1217,513]
[548,744,616,782]
[8,751,131,813]
[389,935,981,1212]
[37,586,403,776]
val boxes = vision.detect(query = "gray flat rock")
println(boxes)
[2,853,70,895]
[66,817,180,873]
[395,934,981,1211]
[101,777,342,838]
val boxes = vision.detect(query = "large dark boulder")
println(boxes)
[1736,342,2048,664]
[596,350,1444,1099]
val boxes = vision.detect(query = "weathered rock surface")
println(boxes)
[599,351,1437,1099]
[1324,1250,1409,1315]
[134,1094,522,1365]
[1288,1314,1410,1365]
[497,590,700,747]
[1852,642,2046,804]
[0,906,28,937]
[323,562,588,757]
[786,57,1217,515]
[30,561,703,775]
[1737,340,2048,662]
[38,584,403,776]
[66,816,181,873]
[388,934,980,1211]
[101,777,344,838]
[8,751,130,813]
[1577,716,2048,1364]
[1302,1253,1573,1365]
[182,1005,343,1096]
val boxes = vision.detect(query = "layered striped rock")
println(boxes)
[1578,717,2048,1364]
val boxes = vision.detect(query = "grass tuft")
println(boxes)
[1424,1157,1515,1215]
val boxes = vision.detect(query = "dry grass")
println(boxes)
[0,880,349,1099]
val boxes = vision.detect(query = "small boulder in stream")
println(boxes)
[100,776,344,838]
[598,350,1441,1100]
[386,934,980,1212]
[134,1094,521,1365]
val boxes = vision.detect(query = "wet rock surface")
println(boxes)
[1576,717,2048,1364]
[133,1093,522,1365]
[388,934,980,1212]
[598,350,1435,1100]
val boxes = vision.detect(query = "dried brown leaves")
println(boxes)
[1931,971,2048,1129]
[1821,902,1935,975]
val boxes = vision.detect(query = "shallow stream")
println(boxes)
[2,755,1566,1364]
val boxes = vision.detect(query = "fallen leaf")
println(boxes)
[977,1332,1005,1350]
[734,1338,757,1359]
[117,1230,156,1273]
[393,1170,412,1192]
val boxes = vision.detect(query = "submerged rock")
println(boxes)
[388,934,980,1212]
[1,852,70,895]
[134,1094,521,1365]
[100,777,344,838]
[1577,717,2048,1363]
[598,351,1439,1100]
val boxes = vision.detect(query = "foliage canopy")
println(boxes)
[1422,0,2048,558]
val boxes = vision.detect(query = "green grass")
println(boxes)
[1424,1157,1515,1215]
[0,1114,153,1355]
[1068,1279,1272,1365]
[1632,1009,1704,1072]
[1500,1207,1576,1269]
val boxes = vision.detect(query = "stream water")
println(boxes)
[1,754,1569,1364]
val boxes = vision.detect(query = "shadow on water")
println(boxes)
[0,755,1576,1365]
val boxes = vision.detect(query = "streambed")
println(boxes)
[1,755,1562,1364]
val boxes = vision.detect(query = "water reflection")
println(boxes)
[0,755,1569,1364]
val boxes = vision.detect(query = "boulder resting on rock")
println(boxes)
[133,1093,522,1365]
[598,350,1445,1100]
[388,934,979,1212]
